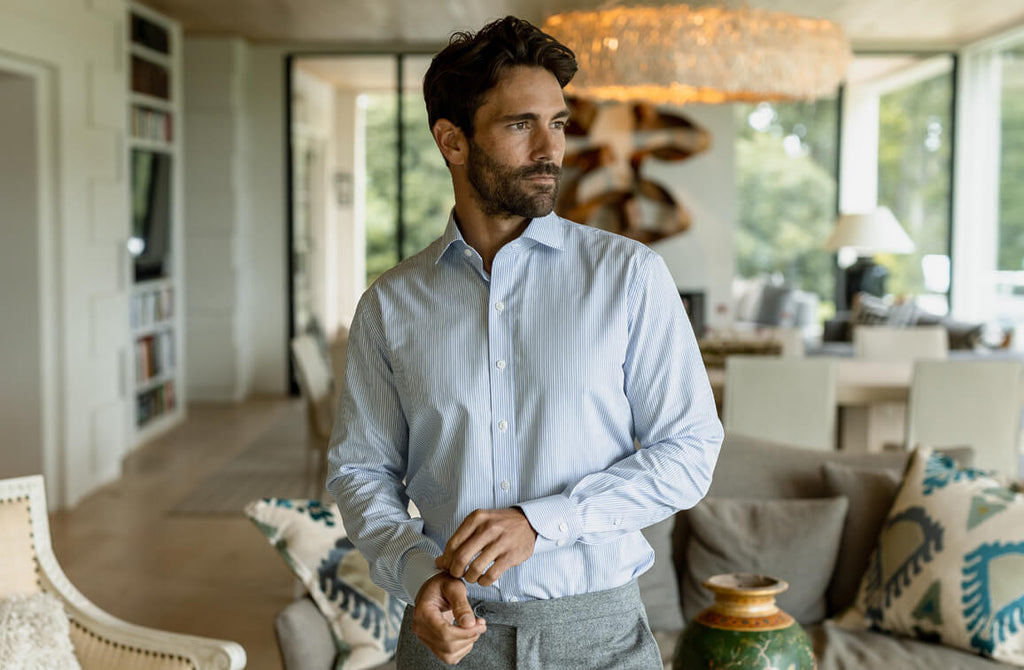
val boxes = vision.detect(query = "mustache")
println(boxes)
[516,163,561,179]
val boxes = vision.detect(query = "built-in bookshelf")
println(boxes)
[127,3,185,445]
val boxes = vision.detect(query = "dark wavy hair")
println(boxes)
[423,16,577,137]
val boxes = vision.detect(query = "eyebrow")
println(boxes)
[497,109,571,123]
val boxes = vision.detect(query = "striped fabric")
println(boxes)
[327,211,723,605]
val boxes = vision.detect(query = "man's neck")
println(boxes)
[453,199,531,274]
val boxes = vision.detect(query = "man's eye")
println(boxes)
[512,122,529,130]
[552,120,567,130]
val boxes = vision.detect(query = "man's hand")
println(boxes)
[435,508,538,587]
[412,573,486,665]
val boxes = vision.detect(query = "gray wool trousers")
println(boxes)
[395,580,662,670]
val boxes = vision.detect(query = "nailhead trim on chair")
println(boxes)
[2,494,44,591]
[70,619,197,668]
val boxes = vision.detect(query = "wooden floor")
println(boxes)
[48,396,307,670]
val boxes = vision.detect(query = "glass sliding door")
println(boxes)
[401,55,453,259]
[841,54,955,315]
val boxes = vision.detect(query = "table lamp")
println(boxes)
[824,207,915,310]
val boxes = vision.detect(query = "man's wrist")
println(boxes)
[403,550,444,604]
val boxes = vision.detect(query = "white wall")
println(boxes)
[649,105,736,330]
[183,37,252,401]
[0,0,130,507]
[334,90,364,330]
[244,46,289,394]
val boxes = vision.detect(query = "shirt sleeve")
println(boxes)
[326,291,442,603]
[517,250,724,552]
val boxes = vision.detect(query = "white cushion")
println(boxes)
[0,592,81,670]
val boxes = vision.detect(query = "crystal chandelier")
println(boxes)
[541,4,852,105]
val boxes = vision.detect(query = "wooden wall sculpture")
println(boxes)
[556,97,712,244]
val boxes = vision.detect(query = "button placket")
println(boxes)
[486,251,517,507]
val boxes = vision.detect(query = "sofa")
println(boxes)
[272,434,1016,669]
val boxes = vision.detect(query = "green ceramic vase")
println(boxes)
[674,573,816,670]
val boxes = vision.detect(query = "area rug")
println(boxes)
[170,407,324,514]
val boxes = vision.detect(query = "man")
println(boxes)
[327,16,723,669]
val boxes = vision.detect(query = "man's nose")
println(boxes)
[532,127,563,162]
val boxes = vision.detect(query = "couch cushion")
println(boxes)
[843,448,1024,665]
[822,463,902,616]
[246,498,404,670]
[682,496,848,625]
[639,517,684,632]
[671,434,909,622]
[810,620,1007,669]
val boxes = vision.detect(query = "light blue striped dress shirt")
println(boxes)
[327,211,723,605]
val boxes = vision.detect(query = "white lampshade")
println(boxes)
[823,207,915,254]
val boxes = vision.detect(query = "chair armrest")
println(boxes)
[66,602,246,670]
[275,596,336,670]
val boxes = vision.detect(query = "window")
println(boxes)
[733,98,839,316]
[840,55,955,315]
[995,46,1024,322]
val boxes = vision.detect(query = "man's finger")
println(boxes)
[463,544,502,583]
[476,555,513,587]
[442,575,481,628]
[437,513,486,569]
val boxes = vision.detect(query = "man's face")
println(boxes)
[464,66,570,219]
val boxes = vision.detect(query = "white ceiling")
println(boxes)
[137,0,1024,51]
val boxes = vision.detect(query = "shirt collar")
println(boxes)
[434,210,565,264]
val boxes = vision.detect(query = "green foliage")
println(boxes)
[876,68,953,297]
[734,101,838,301]
[998,52,1024,272]
[364,93,454,286]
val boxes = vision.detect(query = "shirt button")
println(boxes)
[498,420,508,432]
[558,522,568,533]
[556,539,566,547]
[613,519,621,526]
[495,301,505,312]
[496,359,506,370]
[508,596,518,602]
[463,248,473,257]
[500,480,510,491]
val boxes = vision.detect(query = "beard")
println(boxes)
[466,138,561,219]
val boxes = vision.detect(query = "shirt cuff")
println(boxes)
[401,548,443,604]
[516,494,580,554]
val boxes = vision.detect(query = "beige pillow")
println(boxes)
[842,447,1024,665]
[683,496,848,625]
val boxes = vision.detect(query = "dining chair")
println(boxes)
[853,325,948,361]
[724,356,839,451]
[290,334,335,498]
[905,359,1022,477]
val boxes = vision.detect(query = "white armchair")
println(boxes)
[0,475,246,670]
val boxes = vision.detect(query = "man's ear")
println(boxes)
[432,119,468,166]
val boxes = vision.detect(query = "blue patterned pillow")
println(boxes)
[245,498,405,670]
[841,448,1024,664]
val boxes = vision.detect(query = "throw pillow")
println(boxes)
[245,498,405,670]
[0,592,81,670]
[844,448,1024,665]
[682,496,849,625]
[754,285,795,327]
[851,292,891,326]
[822,463,902,616]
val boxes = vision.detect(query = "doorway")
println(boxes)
[0,59,60,506]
